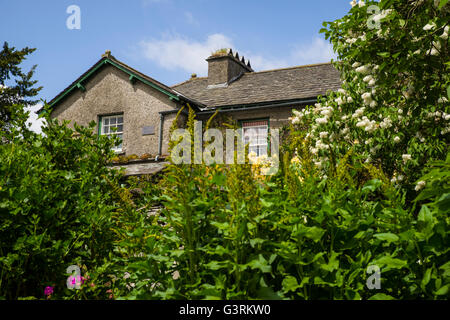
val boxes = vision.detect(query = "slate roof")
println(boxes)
[172,63,341,109]
[42,51,341,114]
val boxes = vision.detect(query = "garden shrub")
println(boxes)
[0,105,135,299]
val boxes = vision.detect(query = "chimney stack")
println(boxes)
[206,48,253,87]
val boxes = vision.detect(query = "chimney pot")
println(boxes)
[206,49,253,86]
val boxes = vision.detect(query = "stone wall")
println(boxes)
[51,64,181,156]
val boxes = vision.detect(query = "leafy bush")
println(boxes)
[0,105,128,299]
[289,0,449,191]
[113,107,449,300]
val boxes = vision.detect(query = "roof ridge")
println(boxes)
[172,76,207,88]
[248,62,333,75]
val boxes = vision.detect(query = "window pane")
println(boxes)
[249,146,258,155]
[258,146,267,156]
[103,118,109,125]
[110,117,116,125]
[104,126,109,134]
[117,124,123,132]
[258,127,268,135]
[242,121,268,156]
[118,116,123,124]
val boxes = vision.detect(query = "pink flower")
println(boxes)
[70,275,84,285]
[44,286,54,296]
[90,283,95,288]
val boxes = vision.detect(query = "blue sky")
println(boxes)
[1,0,352,131]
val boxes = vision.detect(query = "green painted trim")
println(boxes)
[106,60,180,101]
[129,75,136,83]
[37,108,48,116]
[98,116,102,136]
[48,58,179,110]
[76,83,86,92]
[49,60,108,108]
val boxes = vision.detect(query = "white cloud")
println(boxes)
[25,102,45,134]
[139,33,233,76]
[184,12,199,26]
[138,34,336,76]
[290,37,337,65]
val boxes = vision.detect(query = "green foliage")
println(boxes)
[112,106,449,300]
[292,0,450,193]
[0,104,129,299]
[2,1,449,301]
[0,42,42,129]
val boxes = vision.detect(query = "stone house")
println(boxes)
[41,49,340,175]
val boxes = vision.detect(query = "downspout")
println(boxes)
[158,113,164,157]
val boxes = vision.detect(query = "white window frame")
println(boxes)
[100,114,124,153]
[242,120,269,157]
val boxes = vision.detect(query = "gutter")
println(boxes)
[197,98,318,115]
[158,113,164,157]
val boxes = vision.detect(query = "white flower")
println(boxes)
[352,107,365,118]
[320,108,333,117]
[363,75,373,83]
[350,0,357,7]
[433,41,441,50]
[352,61,361,68]
[415,180,426,191]
[372,10,391,23]
[438,97,448,103]
[291,116,301,124]
[398,109,403,114]
[335,96,345,106]
[402,154,412,163]
[380,117,393,129]
[358,0,365,7]
[368,79,376,86]
[361,92,372,100]
[429,47,439,56]
[347,96,354,103]
[369,100,377,108]
[441,26,449,40]
[315,140,330,150]
[316,117,328,124]
[319,131,329,139]
[394,136,401,143]
[423,22,436,31]
[355,65,371,74]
